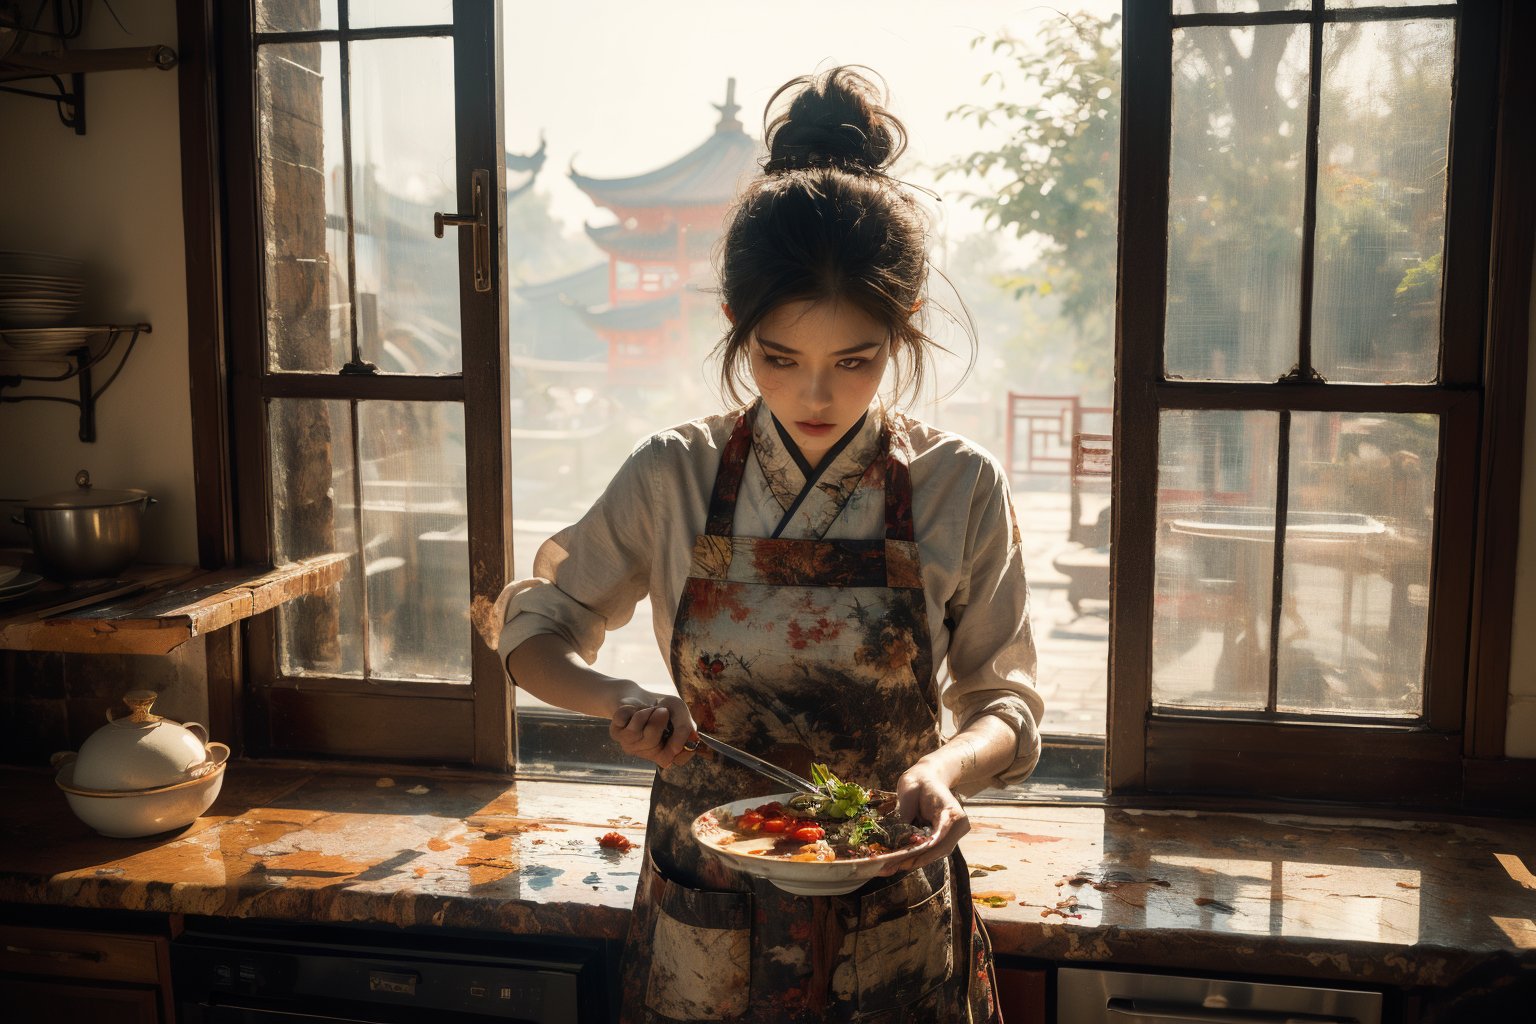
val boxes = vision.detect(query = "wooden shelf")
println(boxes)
[0,553,347,655]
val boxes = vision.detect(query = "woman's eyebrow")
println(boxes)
[757,338,884,356]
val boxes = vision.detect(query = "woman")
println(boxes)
[499,67,1042,1023]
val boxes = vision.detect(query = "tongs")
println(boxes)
[692,730,822,797]
[659,717,895,805]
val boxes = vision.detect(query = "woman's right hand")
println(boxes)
[610,692,699,769]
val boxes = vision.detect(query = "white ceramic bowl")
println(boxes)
[692,793,926,896]
[53,744,228,838]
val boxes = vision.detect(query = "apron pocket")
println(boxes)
[642,861,753,1021]
[851,858,955,1013]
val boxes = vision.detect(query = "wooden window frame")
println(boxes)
[1112,0,1535,812]
[182,0,514,769]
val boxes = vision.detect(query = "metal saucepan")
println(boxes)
[12,469,156,580]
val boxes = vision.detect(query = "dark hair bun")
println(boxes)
[762,66,907,175]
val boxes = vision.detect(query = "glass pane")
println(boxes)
[349,37,461,373]
[357,401,469,680]
[1311,20,1453,384]
[1173,1,1308,13]
[1328,1,1449,8]
[256,0,337,33]
[1166,25,1308,382]
[1153,410,1281,709]
[348,0,453,29]
[273,398,363,678]
[257,43,350,373]
[1277,413,1435,715]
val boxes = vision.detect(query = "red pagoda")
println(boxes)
[569,79,761,372]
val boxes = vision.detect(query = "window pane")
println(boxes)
[272,400,469,682]
[257,43,350,373]
[1153,410,1281,709]
[256,0,336,33]
[273,398,363,677]
[1277,413,1435,716]
[1311,20,1453,384]
[1328,1,1448,8]
[1166,25,1308,382]
[348,1,453,30]
[349,37,461,374]
[357,401,469,681]
[1173,1,1308,13]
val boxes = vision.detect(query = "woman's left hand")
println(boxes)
[876,762,968,876]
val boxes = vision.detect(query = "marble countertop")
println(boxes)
[2,762,1534,990]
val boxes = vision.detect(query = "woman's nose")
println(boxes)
[802,368,833,409]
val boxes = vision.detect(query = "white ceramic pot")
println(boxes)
[53,748,228,838]
[51,689,230,838]
[65,690,216,791]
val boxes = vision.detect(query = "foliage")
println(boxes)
[935,11,1120,397]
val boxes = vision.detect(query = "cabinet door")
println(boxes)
[0,975,159,1024]
[996,964,1049,1024]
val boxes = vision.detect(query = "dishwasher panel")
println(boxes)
[1058,967,1383,1024]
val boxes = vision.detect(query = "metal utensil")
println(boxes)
[693,731,822,796]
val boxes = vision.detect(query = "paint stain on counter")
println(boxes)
[520,865,563,891]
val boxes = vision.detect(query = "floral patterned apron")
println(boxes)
[618,405,1001,1023]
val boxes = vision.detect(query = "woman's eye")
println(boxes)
[837,358,867,370]
[767,356,796,369]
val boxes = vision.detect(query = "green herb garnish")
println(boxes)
[809,763,871,820]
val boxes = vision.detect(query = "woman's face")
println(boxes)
[748,299,890,468]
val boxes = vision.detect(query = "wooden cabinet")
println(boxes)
[995,963,1049,1024]
[0,924,173,1024]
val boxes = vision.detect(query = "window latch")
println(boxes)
[433,167,492,293]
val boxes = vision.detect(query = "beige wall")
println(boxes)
[1506,253,1536,757]
[0,0,195,568]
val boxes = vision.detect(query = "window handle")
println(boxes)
[433,167,491,293]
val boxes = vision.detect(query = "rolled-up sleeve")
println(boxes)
[495,438,657,674]
[942,459,1044,793]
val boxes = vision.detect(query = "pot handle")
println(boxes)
[184,721,209,746]
[49,751,78,770]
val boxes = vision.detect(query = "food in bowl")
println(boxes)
[724,764,930,862]
[692,766,934,896]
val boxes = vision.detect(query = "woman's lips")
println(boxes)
[795,421,835,436]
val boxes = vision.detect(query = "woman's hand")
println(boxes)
[610,692,699,769]
[876,761,969,876]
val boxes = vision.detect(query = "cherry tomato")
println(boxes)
[737,811,765,831]
[762,817,791,833]
[790,825,825,843]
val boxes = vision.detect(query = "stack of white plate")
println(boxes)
[0,251,86,327]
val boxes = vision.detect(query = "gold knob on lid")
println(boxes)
[111,689,163,725]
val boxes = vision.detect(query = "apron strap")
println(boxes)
[883,419,917,542]
[705,409,756,537]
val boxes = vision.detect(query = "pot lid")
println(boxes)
[26,470,149,509]
[67,690,214,792]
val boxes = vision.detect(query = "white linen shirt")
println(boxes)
[496,403,1044,792]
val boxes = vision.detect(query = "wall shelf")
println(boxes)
[0,553,349,655]
[0,323,150,441]
[0,45,177,134]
